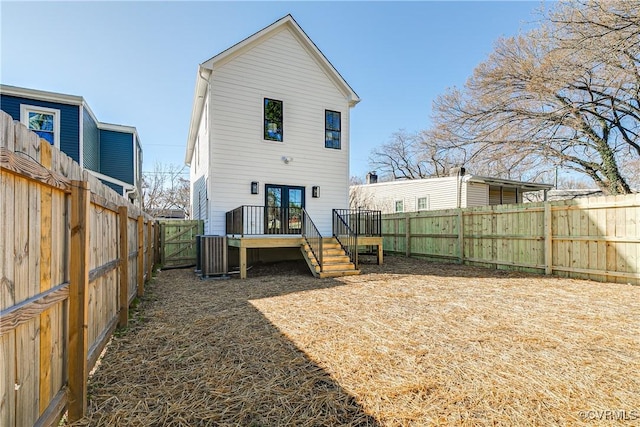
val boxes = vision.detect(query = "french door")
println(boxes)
[265,184,305,234]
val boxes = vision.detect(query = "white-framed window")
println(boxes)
[20,104,61,148]
[417,196,429,211]
[395,199,404,213]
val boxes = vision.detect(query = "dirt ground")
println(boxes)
[71,255,639,426]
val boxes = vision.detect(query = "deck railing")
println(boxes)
[333,209,382,237]
[225,205,304,236]
[302,208,323,272]
[332,209,359,268]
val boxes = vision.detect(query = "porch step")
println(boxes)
[300,237,360,278]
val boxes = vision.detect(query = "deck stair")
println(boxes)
[301,237,360,278]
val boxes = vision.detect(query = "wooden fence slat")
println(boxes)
[137,216,144,297]
[1,167,16,311]
[39,140,54,415]
[68,180,90,422]
[0,331,16,426]
[16,319,40,426]
[118,207,129,328]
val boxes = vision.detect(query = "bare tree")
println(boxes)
[142,162,191,218]
[430,0,639,194]
[349,176,376,210]
[369,130,463,180]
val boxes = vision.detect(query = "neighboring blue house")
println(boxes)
[0,84,143,206]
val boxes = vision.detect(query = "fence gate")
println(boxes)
[159,220,204,268]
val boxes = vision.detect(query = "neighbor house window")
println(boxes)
[395,200,404,213]
[417,196,429,211]
[264,98,283,141]
[20,105,60,147]
[325,110,341,149]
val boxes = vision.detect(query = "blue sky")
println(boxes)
[1,1,545,180]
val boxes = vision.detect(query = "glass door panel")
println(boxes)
[287,188,303,234]
[265,184,305,234]
[266,186,282,234]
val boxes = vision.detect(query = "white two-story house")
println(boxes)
[185,15,382,278]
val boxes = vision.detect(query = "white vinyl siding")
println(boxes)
[205,27,350,235]
[352,177,463,214]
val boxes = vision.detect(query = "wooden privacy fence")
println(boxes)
[382,194,640,285]
[0,111,156,426]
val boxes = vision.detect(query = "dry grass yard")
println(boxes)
[71,256,639,426]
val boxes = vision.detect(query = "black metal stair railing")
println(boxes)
[301,208,323,272]
[332,209,358,268]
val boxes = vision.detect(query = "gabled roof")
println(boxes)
[185,14,360,165]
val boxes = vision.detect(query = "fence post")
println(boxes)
[405,213,411,257]
[146,220,153,282]
[544,202,553,275]
[154,221,160,266]
[118,206,129,328]
[159,222,165,266]
[458,209,464,264]
[137,215,144,297]
[68,179,90,422]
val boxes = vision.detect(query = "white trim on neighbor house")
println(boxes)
[20,104,61,149]
[79,105,84,169]
[97,122,138,134]
[2,84,84,106]
[87,170,135,194]
[417,196,429,211]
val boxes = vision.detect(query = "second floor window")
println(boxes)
[264,98,283,141]
[20,105,60,147]
[325,110,341,149]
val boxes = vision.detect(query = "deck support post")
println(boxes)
[239,246,247,279]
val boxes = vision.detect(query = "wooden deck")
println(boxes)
[227,235,383,279]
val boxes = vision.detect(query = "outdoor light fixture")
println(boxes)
[312,186,320,198]
[251,181,259,194]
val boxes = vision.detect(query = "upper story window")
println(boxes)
[325,110,341,149]
[20,105,60,148]
[264,98,283,141]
